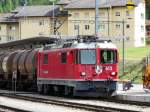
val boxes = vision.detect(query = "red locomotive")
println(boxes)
[37,36,118,97]
[0,36,118,97]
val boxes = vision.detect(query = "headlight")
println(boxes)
[80,72,86,76]
[111,72,117,76]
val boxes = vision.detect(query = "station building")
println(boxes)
[64,0,145,47]
[0,0,146,47]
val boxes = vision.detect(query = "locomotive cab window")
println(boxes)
[61,52,67,63]
[79,50,96,64]
[100,50,117,64]
[43,54,48,64]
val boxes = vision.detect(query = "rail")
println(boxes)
[0,93,147,112]
[0,104,30,112]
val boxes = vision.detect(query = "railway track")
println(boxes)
[0,92,147,112]
[0,104,30,112]
[105,97,150,107]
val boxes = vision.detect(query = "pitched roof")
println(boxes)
[65,0,141,9]
[14,5,60,17]
[0,13,18,23]
[57,0,76,5]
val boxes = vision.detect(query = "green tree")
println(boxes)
[0,0,58,13]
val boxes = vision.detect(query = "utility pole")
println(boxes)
[95,0,99,36]
[122,19,125,77]
[121,0,135,79]
[53,1,55,35]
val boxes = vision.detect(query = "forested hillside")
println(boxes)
[0,0,58,13]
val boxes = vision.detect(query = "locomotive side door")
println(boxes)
[67,50,75,79]
[39,52,49,78]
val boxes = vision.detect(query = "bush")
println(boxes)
[146,37,150,45]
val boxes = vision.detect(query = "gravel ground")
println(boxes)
[15,93,150,112]
[0,84,149,112]
[0,108,15,112]
[0,96,91,112]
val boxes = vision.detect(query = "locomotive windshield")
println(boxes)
[100,50,117,64]
[79,50,96,64]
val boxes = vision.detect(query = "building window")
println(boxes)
[116,12,120,16]
[10,26,15,30]
[61,52,67,63]
[43,54,48,64]
[126,11,130,16]
[141,25,144,32]
[141,37,145,44]
[99,24,105,30]
[7,36,14,41]
[126,24,130,28]
[99,12,105,17]
[39,21,44,26]
[84,12,89,17]
[74,25,79,30]
[85,25,90,30]
[126,37,130,41]
[74,13,79,18]
[39,32,44,36]
[116,24,121,29]
[141,13,144,19]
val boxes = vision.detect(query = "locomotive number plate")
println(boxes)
[105,66,112,71]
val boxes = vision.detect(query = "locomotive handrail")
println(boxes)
[63,35,112,43]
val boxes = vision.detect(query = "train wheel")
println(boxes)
[64,86,69,96]
[65,87,74,96]
[37,84,43,94]
[43,84,49,95]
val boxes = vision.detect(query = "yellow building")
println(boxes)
[0,13,19,43]
[14,5,68,39]
[0,5,69,42]
[65,0,145,47]
[0,0,145,47]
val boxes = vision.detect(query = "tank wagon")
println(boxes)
[0,50,37,90]
[0,36,118,97]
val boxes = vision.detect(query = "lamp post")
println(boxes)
[122,19,125,77]
[49,0,56,35]
[53,1,55,35]
[122,0,135,76]
[95,0,99,36]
